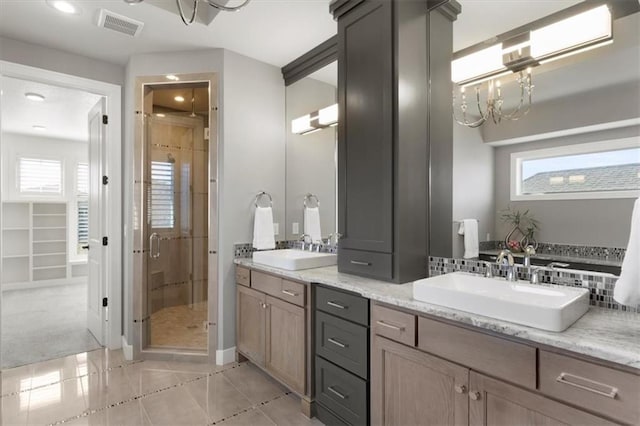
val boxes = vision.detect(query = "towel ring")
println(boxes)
[254,191,273,208]
[304,193,320,208]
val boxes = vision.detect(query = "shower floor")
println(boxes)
[148,301,208,350]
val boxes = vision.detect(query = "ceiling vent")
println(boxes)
[97,9,144,37]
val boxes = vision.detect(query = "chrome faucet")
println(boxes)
[496,249,518,282]
[483,261,494,278]
[529,266,543,284]
[299,234,312,251]
[327,232,342,248]
[523,245,536,267]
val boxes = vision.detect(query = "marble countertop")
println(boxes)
[235,258,640,370]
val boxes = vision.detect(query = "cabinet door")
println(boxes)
[469,372,618,426]
[338,0,393,254]
[371,335,469,426]
[236,285,266,365]
[265,295,306,394]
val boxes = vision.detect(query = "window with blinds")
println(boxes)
[150,161,175,229]
[77,163,89,253]
[19,157,62,194]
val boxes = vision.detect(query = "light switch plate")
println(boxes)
[292,222,299,234]
[273,223,279,235]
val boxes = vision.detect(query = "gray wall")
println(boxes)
[124,48,285,353]
[0,36,125,86]
[285,76,337,241]
[494,125,639,247]
[451,124,495,258]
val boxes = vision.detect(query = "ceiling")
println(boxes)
[0,0,637,141]
[0,76,102,141]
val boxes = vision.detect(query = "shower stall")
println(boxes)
[133,74,218,360]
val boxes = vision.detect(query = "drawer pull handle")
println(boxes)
[376,320,405,332]
[327,301,347,309]
[556,373,618,399]
[282,290,298,297]
[327,386,348,400]
[350,260,371,266]
[327,337,348,348]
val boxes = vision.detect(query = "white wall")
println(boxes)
[124,48,286,353]
[451,124,495,258]
[0,37,124,86]
[0,132,88,261]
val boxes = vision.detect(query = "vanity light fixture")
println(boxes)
[453,4,612,128]
[174,95,185,102]
[292,103,338,135]
[155,113,166,117]
[25,93,46,102]
[166,74,179,81]
[123,0,250,26]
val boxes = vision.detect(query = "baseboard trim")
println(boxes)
[216,346,236,365]
[121,335,134,360]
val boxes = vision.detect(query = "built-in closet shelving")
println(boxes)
[1,201,69,285]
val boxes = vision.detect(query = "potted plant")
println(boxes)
[500,206,540,252]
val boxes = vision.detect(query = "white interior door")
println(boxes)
[87,98,106,345]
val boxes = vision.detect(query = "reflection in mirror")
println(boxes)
[449,1,639,269]
[285,62,338,242]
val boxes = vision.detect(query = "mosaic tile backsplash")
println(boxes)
[481,241,626,263]
[429,256,638,313]
[234,240,337,259]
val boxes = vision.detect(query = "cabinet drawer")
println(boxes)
[372,303,416,347]
[316,356,368,426]
[236,266,251,287]
[281,279,306,307]
[316,311,368,379]
[338,248,393,281]
[418,316,536,389]
[315,285,369,326]
[539,350,640,425]
[251,271,282,298]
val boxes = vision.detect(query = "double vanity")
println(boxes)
[235,252,640,426]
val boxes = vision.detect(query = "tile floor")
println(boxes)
[1,349,324,426]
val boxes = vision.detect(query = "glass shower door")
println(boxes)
[144,114,208,351]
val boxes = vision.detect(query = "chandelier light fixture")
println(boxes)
[124,0,250,26]
[452,3,613,128]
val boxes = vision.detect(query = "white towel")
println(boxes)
[304,207,322,243]
[458,219,479,259]
[253,206,276,250]
[614,198,640,306]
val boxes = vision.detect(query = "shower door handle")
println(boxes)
[149,233,161,259]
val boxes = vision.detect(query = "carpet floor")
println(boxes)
[1,282,102,369]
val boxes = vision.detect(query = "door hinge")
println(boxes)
[102,297,108,307]
[102,237,108,246]
[102,115,109,125]
[102,176,109,185]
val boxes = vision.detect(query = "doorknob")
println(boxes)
[81,245,90,250]
[149,233,161,259]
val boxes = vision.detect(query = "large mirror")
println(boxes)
[285,62,338,242]
[450,1,639,270]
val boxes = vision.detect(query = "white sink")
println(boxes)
[412,272,589,332]
[252,249,337,271]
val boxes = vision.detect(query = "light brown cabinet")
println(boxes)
[265,295,306,394]
[469,372,617,426]
[236,267,310,404]
[371,335,468,426]
[236,285,266,365]
[370,302,636,426]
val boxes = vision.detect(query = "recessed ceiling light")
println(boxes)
[25,92,46,102]
[46,1,80,15]
[174,96,185,102]
[33,125,47,131]
[156,113,166,117]
[166,74,179,81]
